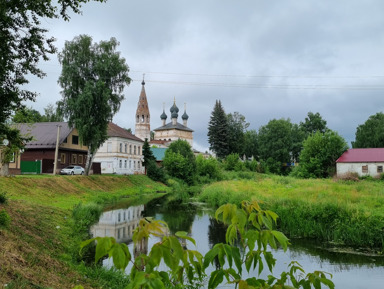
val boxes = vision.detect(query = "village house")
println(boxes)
[11,122,89,174]
[336,148,384,178]
[93,122,144,175]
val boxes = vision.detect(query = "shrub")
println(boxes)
[0,209,11,228]
[224,153,240,171]
[0,192,8,204]
[196,155,223,181]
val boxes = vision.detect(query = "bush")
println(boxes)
[146,160,167,183]
[224,153,240,171]
[0,192,8,204]
[0,209,11,228]
[196,155,222,181]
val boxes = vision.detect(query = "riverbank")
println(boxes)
[0,175,169,289]
[198,174,384,249]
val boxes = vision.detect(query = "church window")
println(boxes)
[136,115,139,123]
[141,115,144,122]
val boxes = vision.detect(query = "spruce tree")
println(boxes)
[207,100,229,159]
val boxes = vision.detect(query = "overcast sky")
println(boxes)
[25,0,384,152]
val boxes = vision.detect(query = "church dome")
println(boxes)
[182,111,189,120]
[160,110,167,120]
[170,102,179,114]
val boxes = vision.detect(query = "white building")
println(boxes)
[336,148,384,177]
[93,122,144,175]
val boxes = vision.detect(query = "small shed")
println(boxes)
[336,148,384,177]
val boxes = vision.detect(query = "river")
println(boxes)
[91,197,384,288]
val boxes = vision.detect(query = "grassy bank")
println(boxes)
[0,175,169,289]
[198,174,384,249]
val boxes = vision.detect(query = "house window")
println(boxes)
[124,160,127,168]
[378,166,383,173]
[134,161,136,169]
[119,143,123,153]
[72,135,79,145]
[119,160,122,168]
[138,162,140,170]
[138,146,141,155]
[60,153,66,164]
[63,137,67,143]
[134,146,136,155]
[125,143,127,153]
[362,165,368,173]
[129,145,132,154]
[129,160,132,168]
[107,142,112,153]
[9,153,15,163]
[71,154,77,164]
[78,155,83,165]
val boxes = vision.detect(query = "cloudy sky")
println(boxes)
[25,0,384,152]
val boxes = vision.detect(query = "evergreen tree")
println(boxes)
[142,138,155,171]
[207,100,229,158]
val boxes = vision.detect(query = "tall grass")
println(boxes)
[198,174,384,248]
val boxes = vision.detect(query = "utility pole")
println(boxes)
[53,125,61,175]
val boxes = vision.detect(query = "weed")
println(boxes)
[0,191,8,204]
[0,209,11,228]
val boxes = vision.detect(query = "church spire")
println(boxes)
[135,76,151,141]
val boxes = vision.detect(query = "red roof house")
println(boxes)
[336,148,384,177]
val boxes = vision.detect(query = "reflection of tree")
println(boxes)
[208,218,226,247]
[144,197,197,235]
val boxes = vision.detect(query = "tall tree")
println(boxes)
[57,35,131,175]
[207,100,229,159]
[163,139,196,185]
[300,112,328,136]
[41,103,64,122]
[12,107,43,123]
[227,112,249,156]
[0,0,105,140]
[293,130,348,178]
[353,112,384,148]
[243,129,258,160]
[258,118,293,174]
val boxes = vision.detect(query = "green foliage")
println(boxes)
[146,160,167,183]
[300,112,328,136]
[0,0,105,138]
[292,130,348,178]
[163,140,196,185]
[142,139,155,168]
[208,100,230,159]
[196,155,223,181]
[0,191,8,204]
[227,112,249,156]
[243,129,259,160]
[82,201,334,289]
[57,34,131,175]
[12,106,43,123]
[0,209,11,228]
[258,118,293,175]
[353,112,384,148]
[224,153,241,171]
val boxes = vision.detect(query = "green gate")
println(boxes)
[21,160,41,174]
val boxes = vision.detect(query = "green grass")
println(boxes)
[0,174,169,288]
[198,174,384,248]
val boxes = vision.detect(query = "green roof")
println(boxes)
[151,148,167,161]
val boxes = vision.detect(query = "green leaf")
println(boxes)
[176,231,196,246]
[79,237,96,254]
[223,244,233,268]
[204,245,220,269]
[149,243,163,268]
[208,270,225,289]
[95,237,113,264]
[110,243,128,270]
[264,251,276,272]
[272,230,290,252]
[232,247,242,275]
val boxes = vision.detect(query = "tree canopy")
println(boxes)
[57,34,131,175]
[300,112,328,136]
[227,112,249,157]
[0,0,105,139]
[258,118,293,174]
[353,112,384,148]
[163,140,196,185]
[293,130,348,178]
[207,100,229,159]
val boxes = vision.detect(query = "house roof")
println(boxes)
[153,122,193,132]
[150,147,167,161]
[107,122,144,142]
[336,148,384,163]
[15,122,72,149]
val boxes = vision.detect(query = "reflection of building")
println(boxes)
[91,205,145,245]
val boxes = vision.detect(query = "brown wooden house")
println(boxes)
[13,122,89,174]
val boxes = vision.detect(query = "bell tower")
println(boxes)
[135,78,151,141]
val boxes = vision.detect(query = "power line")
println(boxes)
[132,79,384,90]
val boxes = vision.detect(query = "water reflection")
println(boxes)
[92,198,384,289]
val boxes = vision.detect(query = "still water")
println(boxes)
[91,198,384,289]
